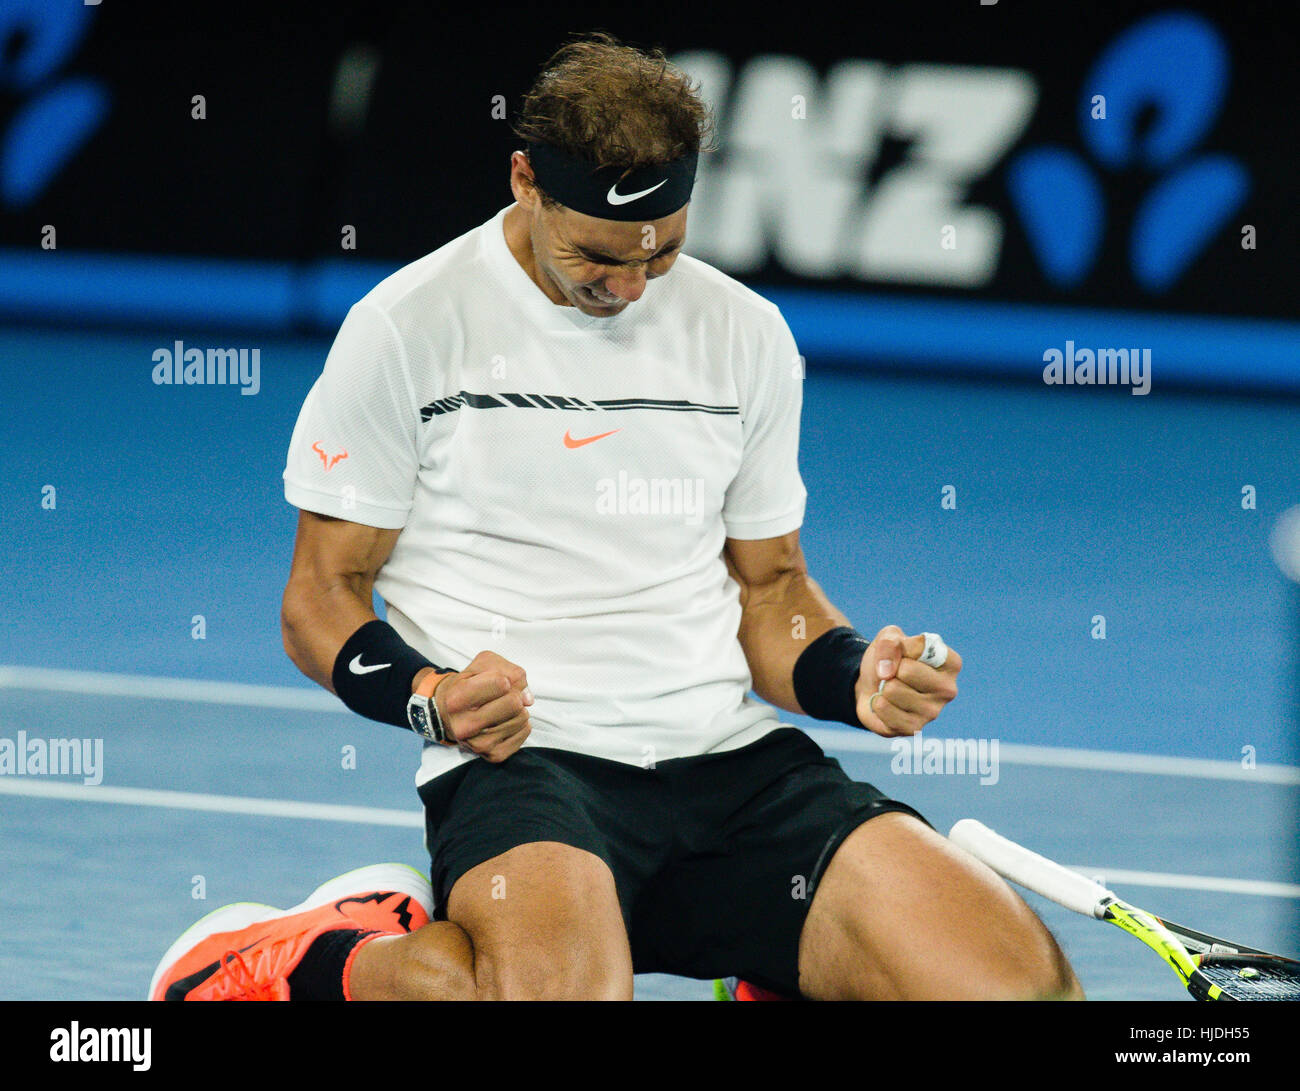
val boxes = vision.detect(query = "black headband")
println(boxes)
[525,141,697,221]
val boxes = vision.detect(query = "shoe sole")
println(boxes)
[148,863,434,1000]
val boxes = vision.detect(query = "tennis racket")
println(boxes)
[949,818,1300,1001]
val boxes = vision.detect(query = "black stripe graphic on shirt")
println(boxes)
[419,392,738,421]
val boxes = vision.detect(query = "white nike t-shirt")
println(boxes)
[284,205,808,786]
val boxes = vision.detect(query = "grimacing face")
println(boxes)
[512,152,689,317]
[530,203,688,316]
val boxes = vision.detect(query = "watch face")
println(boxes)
[407,694,442,743]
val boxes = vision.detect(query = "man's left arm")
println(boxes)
[724,530,961,736]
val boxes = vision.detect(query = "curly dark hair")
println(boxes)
[512,31,714,205]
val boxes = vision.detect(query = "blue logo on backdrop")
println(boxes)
[0,0,109,207]
[1006,12,1249,294]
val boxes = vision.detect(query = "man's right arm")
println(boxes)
[280,509,533,762]
[281,510,400,691]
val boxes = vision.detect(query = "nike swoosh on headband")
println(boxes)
[349,655,391,675]
[606,178,668,206]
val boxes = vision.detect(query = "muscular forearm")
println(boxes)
[281,576,380,693]
[737,570,852,714]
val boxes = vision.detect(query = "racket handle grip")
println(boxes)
[949,819,1114,919]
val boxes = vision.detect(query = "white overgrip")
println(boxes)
[949,819,1113,919]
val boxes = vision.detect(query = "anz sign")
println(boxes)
[674,12,1247,297]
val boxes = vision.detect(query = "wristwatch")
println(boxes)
[406,672,456,744]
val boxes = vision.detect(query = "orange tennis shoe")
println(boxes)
[149,863,433,1001]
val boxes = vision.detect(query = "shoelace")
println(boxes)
[215,948,284,1001]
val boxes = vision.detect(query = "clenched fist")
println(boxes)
[415,651,533,762]
[854,625,961,737]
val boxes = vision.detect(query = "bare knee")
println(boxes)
[451,841,634,1001]
[948,869,1086,1000]
[358,843,633,1001]
[351,924,478,1001]
[982,928,1084,1001]
[799,814,1085,1001]
[475,948,633,1001]
[355,918,633,1001]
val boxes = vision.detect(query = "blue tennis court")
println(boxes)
[2,324,1297,1000]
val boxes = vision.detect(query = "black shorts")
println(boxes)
[417,726,930,996]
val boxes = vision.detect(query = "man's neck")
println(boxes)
[503,204,568,307]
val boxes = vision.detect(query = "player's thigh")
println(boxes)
[798,812,1082,1000]
[446,840,634,1000]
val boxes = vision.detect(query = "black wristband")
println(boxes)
[331,619,445,728]
[791,626,871,728]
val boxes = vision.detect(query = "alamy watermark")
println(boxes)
[1042,341,1151,395]
[50,1022,150,1072]
[595,471,708,525]
[152,341,260,395]
[890,732,999,786]
[0,732,103,785]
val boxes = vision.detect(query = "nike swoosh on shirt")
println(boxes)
[606,179,667,206]
[563,428,620,448]
[349,656,391,675]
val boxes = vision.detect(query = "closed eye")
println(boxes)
[577,243,681,266]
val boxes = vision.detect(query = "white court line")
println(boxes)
[0,665,340,713]
[0,777,422,827]
[805,729,1300,784]
[1064,865,1300,900]
[0,777,1293,900]
[2,663,1298,785]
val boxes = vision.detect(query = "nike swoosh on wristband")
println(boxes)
[563,428,620,448]
[606,178,668,206]
[349,656,391,675]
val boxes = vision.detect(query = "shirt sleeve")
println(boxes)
[721,307,808,540]
[283,301,420,529]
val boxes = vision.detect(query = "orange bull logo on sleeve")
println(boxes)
[311,441,348,470]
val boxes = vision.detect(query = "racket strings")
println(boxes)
[1197,957,1300,1000]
